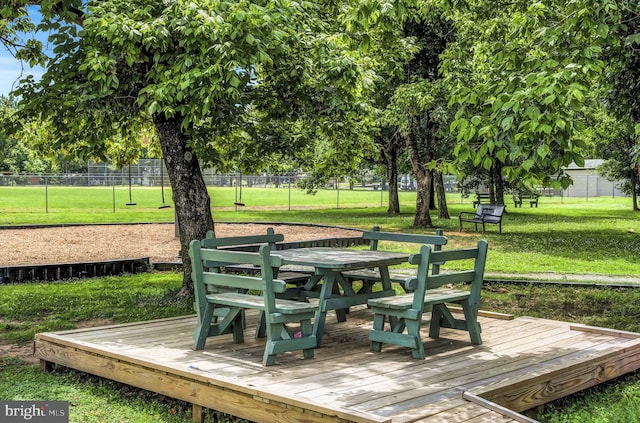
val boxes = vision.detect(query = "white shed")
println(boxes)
[563,159,626,198]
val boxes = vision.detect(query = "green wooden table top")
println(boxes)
[274,248,409,271]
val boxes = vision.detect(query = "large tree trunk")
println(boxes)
[153,114,215,295]
[490,162,505,205]
[404,131,433,227]
[434,171,449,219]
[413,171,433,226]
[382,144,400,215]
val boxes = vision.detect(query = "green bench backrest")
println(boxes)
[363,226,448,250]
[362,226,447,273]
[201,228,284,269]
[190,241,286,313]
[405,240,489,310]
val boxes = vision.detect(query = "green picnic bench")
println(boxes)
[190,241,318,366]
[342,226,448,289]
[512,193,539,208]
[368,240,489,359]
[473,193,492,207]
[199,228,312,337]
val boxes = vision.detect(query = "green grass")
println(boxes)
[0,185,412,224]
[3,275,640,422]
[0,356,242,423]
[0,272,192,343]
[1,187,638,277]
[1,189,640,422]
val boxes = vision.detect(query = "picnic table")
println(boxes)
[273,248,409,347]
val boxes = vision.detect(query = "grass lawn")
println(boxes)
[2,273,640,422]
[1,188,639,422]
[3,187,636,278]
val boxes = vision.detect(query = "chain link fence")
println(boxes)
[0,159,627,199]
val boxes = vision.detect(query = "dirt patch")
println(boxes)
[0,223,362,266]
[0,342,37,364]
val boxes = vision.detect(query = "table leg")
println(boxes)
[378,266,392,291]
[313,271,338,347]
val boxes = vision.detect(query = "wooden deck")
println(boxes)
[34,307,640,423]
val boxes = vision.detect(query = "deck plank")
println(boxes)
[34,307,640,423]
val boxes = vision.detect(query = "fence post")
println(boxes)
[45,176,48,213]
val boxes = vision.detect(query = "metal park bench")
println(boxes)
[459,204,505,234]
[368,240,489,359]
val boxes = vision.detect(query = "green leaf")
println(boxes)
[463,126,476,142]
[478,125,494,136]
[501,115,514,131]
[148,101,158,115]
[539,124,552,135]
[228,74,240,88]
[597,24,609,38]
[536,144,550,158]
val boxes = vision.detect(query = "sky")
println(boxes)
[0,56,44,97]
[1,7,46,97]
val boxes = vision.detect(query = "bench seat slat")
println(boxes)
[206,292,317,314]
[342,269,412,284]
[368,288,471,310]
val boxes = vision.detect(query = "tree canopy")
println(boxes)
[4,0,382,292]
[2,0,639,291]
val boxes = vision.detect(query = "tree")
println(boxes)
[6,1,372,294]
[441,0,631,199]
[602,3,640,210]
[376,127,404,215]
[380,10,454,227]
[0,95,61,174]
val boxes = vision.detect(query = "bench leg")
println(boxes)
[461,300,482,345]
[262,319,317,366]
[263,322,285,366]
[429,304,444,340]
[429,303,459,340]
[405,319,425,359]
[256,311,266,339]
[300,318,315,359]
[193,304,215,350]
[231,311,245,344]
[370,312,386,352]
